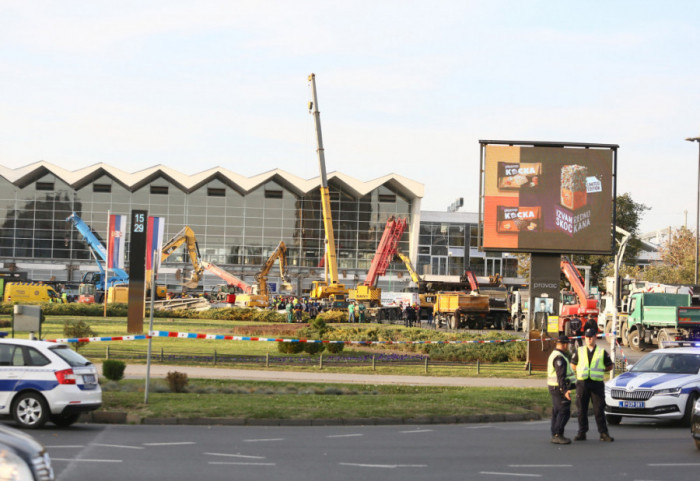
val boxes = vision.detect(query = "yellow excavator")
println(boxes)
[394,250,436,320]
[160,226,205,289]
[229,241,292,307]
[307,73,348,308]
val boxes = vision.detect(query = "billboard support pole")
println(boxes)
[477,142,485,252]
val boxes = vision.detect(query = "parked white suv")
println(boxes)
[0,339,102,429]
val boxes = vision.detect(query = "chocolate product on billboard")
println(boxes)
[560,164,587,210]
[497,206,541,233]
[497,162,542,190]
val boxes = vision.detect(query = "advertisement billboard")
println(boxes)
[480,141,617,254]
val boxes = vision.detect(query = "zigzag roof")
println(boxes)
[0,161,424,198]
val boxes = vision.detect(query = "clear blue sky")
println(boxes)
[1,1,698,233]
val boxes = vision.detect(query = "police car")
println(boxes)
[0,338,102,429]
[604,344,700,426]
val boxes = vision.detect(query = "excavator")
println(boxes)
[307,73,348,308]
[349,216,407,322]
[559,256,599,336]
[205,241,291,308]
[160,226,205,289]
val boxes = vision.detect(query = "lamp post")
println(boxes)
[686,135,700,285]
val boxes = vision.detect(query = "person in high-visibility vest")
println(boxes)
[571,328,614,442]
[547,334,576,445]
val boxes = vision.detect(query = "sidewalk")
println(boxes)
[110,363,544,388]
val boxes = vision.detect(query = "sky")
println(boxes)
[0,1,699,233]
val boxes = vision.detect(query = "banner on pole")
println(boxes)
[107,214,127,269]
[146,216,166,272]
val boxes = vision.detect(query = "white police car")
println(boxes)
[605,346,700,425]
[0,338,101,429]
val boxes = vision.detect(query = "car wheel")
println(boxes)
[13,392,49,429]
[681,392,699,427]
[50,413,81,427]
[605,414,622,425]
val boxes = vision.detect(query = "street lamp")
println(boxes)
[686,135,700,285]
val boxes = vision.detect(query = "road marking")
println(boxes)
[465,425,493,429]
[209,462,276,466]
[648,463,700,466]
[480,472,541,478]
[243,438,284,443]
[94,443,144,450]
[143,442,196,446]
[400,429,433,434]
[339,463,427,469]
[205,453,266,459]
[326,434,364,438]
[52,458,123,463]
[44,445,85,449]
[508,465,573,468]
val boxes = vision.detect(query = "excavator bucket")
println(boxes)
[280,281,293,292]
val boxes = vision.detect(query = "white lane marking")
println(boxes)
[44,445,85,449]
[480,472,541,478]
[648,463,700,466]
[400,429,434,434]
[143,442,196,446]
[508,465,573,468]
[339,463,427,469]
[204,453,266,460]
[209,462,276,466]
[94,443,144,450]
[327,434,364,438]
[243,438,284,443]
[52,458,123,463]
[465,425,494,429]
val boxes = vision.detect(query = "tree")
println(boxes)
[643,226,696,284]
[573,192,649,289]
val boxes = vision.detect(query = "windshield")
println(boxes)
[631,352,700,374]
[49,345,92,367]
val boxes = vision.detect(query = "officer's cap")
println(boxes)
[584,328,597,338]
[556,335,570,344]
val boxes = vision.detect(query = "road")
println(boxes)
[23,419,698,481]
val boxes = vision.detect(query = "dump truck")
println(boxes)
[433,291,491,329]
[625,292,700,351]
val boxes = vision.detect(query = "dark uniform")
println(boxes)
[547,336,576,444]
[571,338,614,441]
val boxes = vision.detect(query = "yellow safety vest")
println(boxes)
[547,350,575,387]
[576,346,605,381]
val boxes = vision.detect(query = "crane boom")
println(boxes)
[202,261,254,294]
[395,250,422,286]
[364,216,407,287]
[560,256,589,306]
[308,73,346,304]
[460,268,480,293]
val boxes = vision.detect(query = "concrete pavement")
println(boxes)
[108,363,545,388]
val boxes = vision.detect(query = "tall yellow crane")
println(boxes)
[307,73,347,305]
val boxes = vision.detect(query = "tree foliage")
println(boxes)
[643,226,696,284]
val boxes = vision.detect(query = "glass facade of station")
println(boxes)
[0,170,413,289]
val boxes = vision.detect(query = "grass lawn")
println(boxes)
[101,379,550,420]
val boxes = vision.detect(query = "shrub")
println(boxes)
[277,341,305,354]
[302,343,324,355]
[166,371,189,393]
[316,310,347,323]
[102,360,126,381]
[62,319,97,351]
[324,342,345,353]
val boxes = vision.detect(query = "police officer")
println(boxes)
[571,328,614,442]
[547,334,576,444]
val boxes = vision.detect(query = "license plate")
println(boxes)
[83,374,96,384]
[620,401,645,408]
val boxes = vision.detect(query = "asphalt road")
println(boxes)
[20,419,699,481]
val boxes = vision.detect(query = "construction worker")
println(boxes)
[547,334,576,444]
[570,328,614,442]
[348,302,356,323]
[357,302,366,323]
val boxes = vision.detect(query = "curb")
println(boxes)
[82,410,543,426]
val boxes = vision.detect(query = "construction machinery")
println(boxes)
[559,255,599,336]
[66,212,130,303]
[394,250,437,320]
[349,216,407,322]
[160,226,205,289]
[307,73,348,308]
[205,241,291,308]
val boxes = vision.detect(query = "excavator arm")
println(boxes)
[460,268,480,293]
[395,250,423,287]
[160,226,204,288]
[255,241,290,297]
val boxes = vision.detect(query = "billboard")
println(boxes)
[480,142,616,254]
